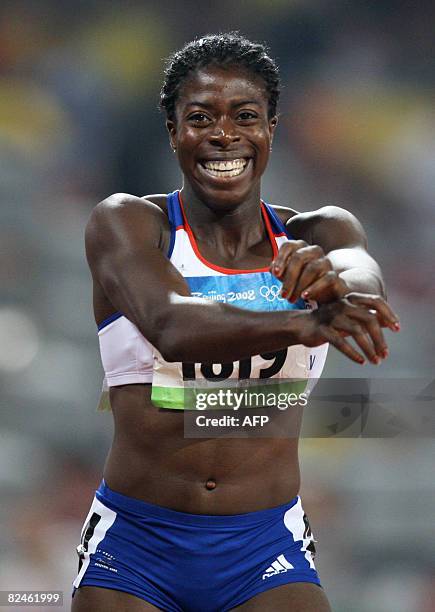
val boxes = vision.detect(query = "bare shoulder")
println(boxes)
[279,204,367,249]
[142,193,169,213]
[85,193,171,260]
[89,192,169,225]
[269,203,315,241]
[291,205,364,227]
[86,192,169,238]
[270,204,299,225]
[305,205,367,248]
[270,203,313,241]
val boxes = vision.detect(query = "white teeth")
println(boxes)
[202,158,248,178]
[206,167,245,177]
[203,158,247,172]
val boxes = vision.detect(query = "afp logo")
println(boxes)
[259,285,283,302]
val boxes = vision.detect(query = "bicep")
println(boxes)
[307,206,377,270]
[85,194,190,342]
[310,206,368,252]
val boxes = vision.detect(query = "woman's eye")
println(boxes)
[238,111,257,121]
[188,113,210,123]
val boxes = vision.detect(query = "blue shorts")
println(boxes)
[73,480,321,611]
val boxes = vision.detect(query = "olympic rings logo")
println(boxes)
[259,285,283,302]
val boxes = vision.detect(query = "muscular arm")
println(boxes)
[86,194,311,364]
[287,205,386,297]
[310,206,385,297]
[270,204,399,363]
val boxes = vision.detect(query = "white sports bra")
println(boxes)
[97,191,328,409]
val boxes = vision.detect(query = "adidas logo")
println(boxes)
[262,554,294,580]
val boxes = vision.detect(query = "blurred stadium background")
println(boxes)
[0,1,434,610]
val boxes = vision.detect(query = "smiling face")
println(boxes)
[167,64,277,210]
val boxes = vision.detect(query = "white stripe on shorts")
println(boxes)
[283,497,316,569]
[73,496,117,588]
[277,554,294,569]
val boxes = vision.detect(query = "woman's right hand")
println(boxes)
[298,295,400,365]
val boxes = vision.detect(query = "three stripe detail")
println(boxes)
[262,554,294,579]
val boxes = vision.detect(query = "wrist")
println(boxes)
[284,309,313,345]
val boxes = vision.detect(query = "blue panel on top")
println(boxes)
[186,272,307,312]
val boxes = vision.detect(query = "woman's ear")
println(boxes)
[269,116,278,150]
[166,120,177,151]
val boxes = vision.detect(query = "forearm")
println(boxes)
[327,247,386,299]
[150,295,309,363]
[339,267,386,298]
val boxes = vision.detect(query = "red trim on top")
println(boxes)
[177,191,278,275]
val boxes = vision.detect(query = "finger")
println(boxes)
[333,316,380,364]
[345,293,400,331]
[280,245,324,300]
[322,328,366,365]
[300,270,348,303]
[289,258,332,303]
[270,240,307,279]
[349,308,389,359]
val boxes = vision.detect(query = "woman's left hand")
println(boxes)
[271,240,348,304]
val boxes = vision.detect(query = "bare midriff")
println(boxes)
[104,384,301,515]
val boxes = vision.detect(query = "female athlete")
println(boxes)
[71,33,399,612]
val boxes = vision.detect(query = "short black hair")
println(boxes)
[160,32,280,122]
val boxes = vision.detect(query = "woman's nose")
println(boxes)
[209,124,240,147]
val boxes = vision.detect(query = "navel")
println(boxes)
[205,478,217,490]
